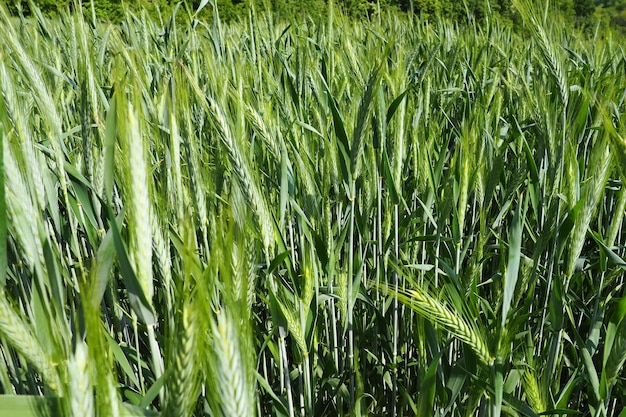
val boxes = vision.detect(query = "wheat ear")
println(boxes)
[162,302,199,417]
[210,310,255,417]
[0,294,61,393]
[69,341,94,417]
[380,283,492,366]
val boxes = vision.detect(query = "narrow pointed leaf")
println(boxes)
[502,196,523,328]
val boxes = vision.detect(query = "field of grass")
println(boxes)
[1,1,626,416]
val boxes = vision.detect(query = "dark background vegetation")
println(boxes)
[1,0,626,29]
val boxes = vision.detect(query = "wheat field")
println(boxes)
[0,1,625,416]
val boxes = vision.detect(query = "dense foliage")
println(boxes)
[1,1,626,416]
[0,0,617,21]
[5,0,626,36]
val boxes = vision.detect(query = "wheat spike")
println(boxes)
[126,104,154,302]
[3,141,44,273]
[567,136,611,279]
[0,294,61,394]
[522,368,545,413]
[388,284,492,366]
[210,310,255,417]
[0,62,46,213]
[69,341,94,417]
[210,97,274,256]
[162,302,199,417]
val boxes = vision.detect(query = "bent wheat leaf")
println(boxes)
[502,196,523,328]
[106,206,156,326]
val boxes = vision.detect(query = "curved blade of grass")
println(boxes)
[502,195,523,328]
[105,331,140,389]
[91,214,121,307]
[327,93,351,189]
[601,296,626,398]
[351,65,383,178]
[106,206,155,326]
[554,370,579,409]
[590,231,626,270]
[386,89,409,123]
[416,351,442,417]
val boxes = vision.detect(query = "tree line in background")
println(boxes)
[0,0,620,25]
